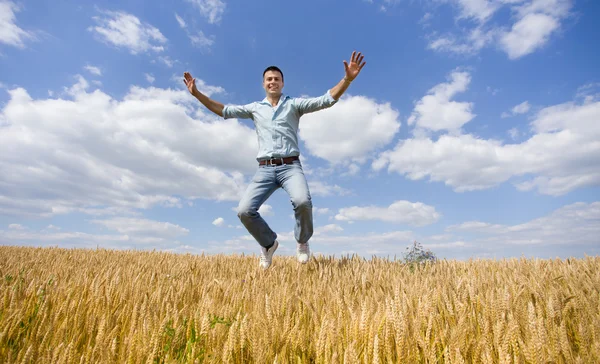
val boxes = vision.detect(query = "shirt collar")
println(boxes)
[260,94,289,106]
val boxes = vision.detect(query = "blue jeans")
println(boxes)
[237,159,313,248]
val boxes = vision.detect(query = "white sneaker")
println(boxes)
[297,242,310,264]
[259,240,279,269]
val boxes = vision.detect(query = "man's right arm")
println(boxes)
[183,71,224,117]
[192,89,225,117]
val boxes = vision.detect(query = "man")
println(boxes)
[183,51,366,269]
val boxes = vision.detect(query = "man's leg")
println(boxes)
[278,160,313,245]
[237,167,279,248]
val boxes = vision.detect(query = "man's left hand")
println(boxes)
[343,51,366,82]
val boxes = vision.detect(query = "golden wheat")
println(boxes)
[0,246,598,363]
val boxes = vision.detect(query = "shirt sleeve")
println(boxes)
[294,90,338,116]
[222,103,254,120]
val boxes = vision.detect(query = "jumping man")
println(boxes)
[183,51,366,269]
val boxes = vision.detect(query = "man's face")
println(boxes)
[263,70,284,97]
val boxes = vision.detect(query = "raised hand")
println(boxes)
[183,72,198,95]
[343,51,366,82]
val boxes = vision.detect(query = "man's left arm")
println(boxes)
[295,51,366,116]
[330,51,366,100]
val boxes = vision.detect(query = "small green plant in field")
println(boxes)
[209,314,233,328]
[403,240,437,266]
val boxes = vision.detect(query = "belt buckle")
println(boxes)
[268,157,284,166]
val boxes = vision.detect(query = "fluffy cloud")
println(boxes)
[427,0,573,59]
[0,0,35,48]
[84,65,102,76]
[314,224,344,235]
[212,217,225,227]
[0,76,259,218]
[0,217,191,249]
[314,207,330,215]
[174,10,215,50]
[308,181,351,197]
[375,83,600,195]
[89,10,167,54]
[500,12,559,59]
[299,95,400,164]
[502,101,531,118]
[335,200,441,227]
[145,73,155,84]
[258,204,273,216]
[189,31,215,50]
[407,70,475,132]
[174,13,186,28]
[185,0,226,24]
[447,201,600,246]
[93,217,189,237]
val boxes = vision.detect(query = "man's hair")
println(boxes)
[263,66,284,82]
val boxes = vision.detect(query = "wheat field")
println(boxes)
[0,246,598,363]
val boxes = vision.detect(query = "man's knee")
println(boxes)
[237,206,257,221]
[292,196,312,211]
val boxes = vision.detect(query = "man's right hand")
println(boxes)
[183,72,198,96]
[182,71,225,117]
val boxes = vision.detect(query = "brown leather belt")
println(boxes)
[258,156,299,166]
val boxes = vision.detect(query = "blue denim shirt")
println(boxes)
[222,90,337,160]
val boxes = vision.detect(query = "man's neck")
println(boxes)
[266,94,281,107]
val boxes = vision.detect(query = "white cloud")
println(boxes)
[93,217,189,237]
[427,0,573,59]
[419,12,433,27]
[174,10,215,50]
[314,224,344,235]
[335,200,441,227]
[258,204,273,216]
[501,101,531,118]
[500,13,559,59]
[0,228,181,249]
[8,223,25,230]
[576,83,600,101]
[185,0,226,24]
[89,10,167,54]
[375,90,600,196]
[407,70,475,133]
[145,73,155,84]
[486,86,500,96]
[175,13,186,28]
[453,0,499,23]
[299,95,400,164]
[0,76,260,218]
[344,163,361,176]
[508,127,519,140]
[512,100,531,114]
[84,65,102,76]
[189,31,215,50]
[314,207,330,215]
[427,26,497,56]
[158,56,175,68]
[447,201,600,246]
[0,0,35,48]
[212,217,225,227]
[308,181,351,197]
[312,230,416,254]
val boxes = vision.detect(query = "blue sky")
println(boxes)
[1,0,599,260]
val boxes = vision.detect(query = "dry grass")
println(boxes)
[0,245,598,363]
